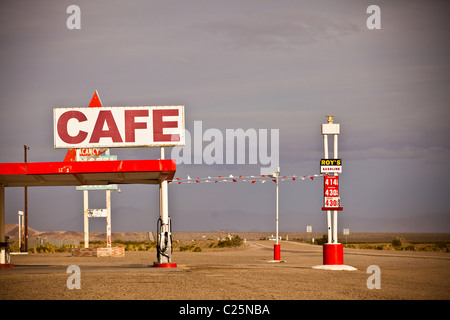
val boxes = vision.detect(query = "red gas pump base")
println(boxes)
[153,262,177,268]
[274,244,281,260]
[323,243,344,265]
[268,244,286,263]
[312,243,357,271]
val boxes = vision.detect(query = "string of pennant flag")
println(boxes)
[169,173,327,184]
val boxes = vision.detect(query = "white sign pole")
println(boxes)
[322,115,341,244]
[323,131,332,244]
[106,189,111,248]
[315,116,356,270]
[157,146,172,265]
[18,211,23,250]
[333,133,339,244]
[276,168,279,246]
[343,228,350,244]
[83,190,89,248]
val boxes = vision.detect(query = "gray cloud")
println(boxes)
[193,10,360,51]
[1,1,449,233]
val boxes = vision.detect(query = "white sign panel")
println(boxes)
[76,185,118,191]
[87,209,107,218]
[320,166,342,173]
[54,106,185,148]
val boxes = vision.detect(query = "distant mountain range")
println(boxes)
[5,224,450,243]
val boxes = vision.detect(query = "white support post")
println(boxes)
[160,147,168,228]
[157,147,172,264]
[106,189,111,248]
[333,133,339,244]
[18,211,23,250]
[275,170,279,246]
[333,134,338,160]
[323,134,332,244]
[322,116,340,244]
[83,190,89,248]
[323,134,329,159]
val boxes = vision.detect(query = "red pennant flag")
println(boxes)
[252,181,256,184]
[89,90,103,108]
[233,179,237,182]
[196,180,200,183]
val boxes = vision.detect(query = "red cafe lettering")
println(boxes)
[54,106,185,148]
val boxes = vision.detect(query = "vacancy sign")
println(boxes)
[322,175,342,211]
[54,106,185,148]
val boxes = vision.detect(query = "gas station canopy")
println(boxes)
[0,159,176,187]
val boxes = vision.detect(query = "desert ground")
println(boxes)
[1,239,449,303]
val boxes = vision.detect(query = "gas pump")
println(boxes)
[156,216,173,264]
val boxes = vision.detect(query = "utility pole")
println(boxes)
[24,145,30,252]
[269,167,281,261]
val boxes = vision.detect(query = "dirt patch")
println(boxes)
[1,240,449,300]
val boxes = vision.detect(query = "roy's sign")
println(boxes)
[320,158,342,173]
[54,106,185,148]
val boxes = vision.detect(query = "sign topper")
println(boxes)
[54,105,185,148]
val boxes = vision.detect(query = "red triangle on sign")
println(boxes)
[63,148,77,162]
[89,90,103,108]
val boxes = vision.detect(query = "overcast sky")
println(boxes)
[1,0,449,233]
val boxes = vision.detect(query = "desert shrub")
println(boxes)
[392,237,404,248]
[315,234,328,245]
[119,241,156,251]
[34,243,56,253]
[434,242,449,252]
[179,245,194,252]
[178,245,202,252]
[215,235,243,248]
